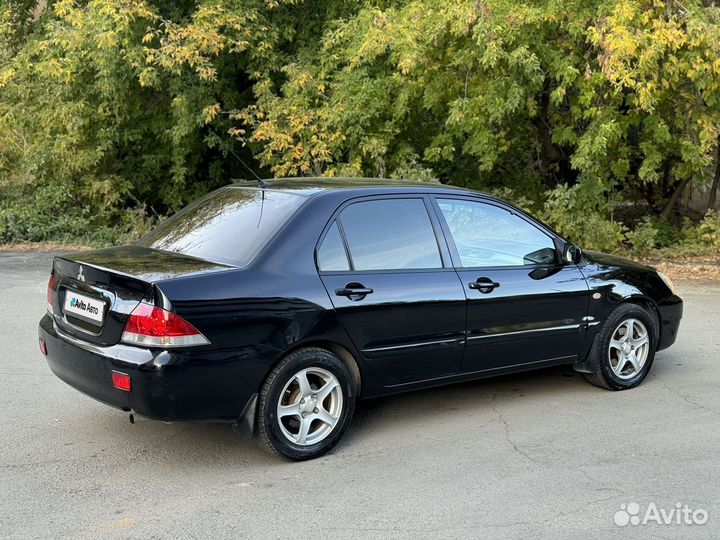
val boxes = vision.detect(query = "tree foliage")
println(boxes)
[1,0,719,251]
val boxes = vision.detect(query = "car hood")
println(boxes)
[583,250,653,272]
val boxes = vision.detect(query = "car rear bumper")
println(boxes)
[39,314,257,423]
[657,294,683,351]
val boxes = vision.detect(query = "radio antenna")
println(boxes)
[209,129,268,188]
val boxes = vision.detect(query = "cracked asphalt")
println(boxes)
[1,251,719,539]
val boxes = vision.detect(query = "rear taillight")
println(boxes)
[47,274,57,314]
[121,303,209,348]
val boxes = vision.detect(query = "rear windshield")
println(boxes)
[137,187,305,266]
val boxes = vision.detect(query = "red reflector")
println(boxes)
[39,338,47,355]
[111,371,131,392]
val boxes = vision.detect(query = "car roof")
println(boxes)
[227,177,480,198]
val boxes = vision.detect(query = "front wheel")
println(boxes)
[255,347,356,460]
[585,304,657,390]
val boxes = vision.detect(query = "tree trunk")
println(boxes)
[707,135,720,212]
[536,79,562,164]
[661,178,689,220]
[534,77,578,187]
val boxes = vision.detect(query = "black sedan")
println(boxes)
[39,178,683,460]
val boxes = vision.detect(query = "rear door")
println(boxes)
[317,196,466,386]
[430,196,590,374]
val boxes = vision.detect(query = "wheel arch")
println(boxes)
[270,340,363,396]
[620,295,661,341]
[573,294,661,374]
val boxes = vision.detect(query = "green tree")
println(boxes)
[1,0,719,252]
[242,0,720,246]
[0,0,358,242]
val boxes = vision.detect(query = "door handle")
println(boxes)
[335,283,374,298]
[468,277,500,293]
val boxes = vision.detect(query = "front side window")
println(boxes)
[338,199,442,271]
[437,198,556,268]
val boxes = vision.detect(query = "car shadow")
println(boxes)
[69,365,581,465]
[73,356,683,465]
[344,351,686,447]
[343,364,585,444]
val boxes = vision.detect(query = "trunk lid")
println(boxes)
[49,245,232,346]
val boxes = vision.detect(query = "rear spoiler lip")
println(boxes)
[54,256,143,282]
[52,255,237,312]
[54,252,235,284]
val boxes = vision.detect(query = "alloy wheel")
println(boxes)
[608,318,650,380]
[276,367,343,446]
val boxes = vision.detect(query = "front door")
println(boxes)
[431,196,590,374]
[317,197,466,386]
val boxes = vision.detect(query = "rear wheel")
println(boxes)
[585,304,657,390]
[256,347,356,460]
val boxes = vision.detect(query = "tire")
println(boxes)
[255,347,357,460]
[584,303,657,391]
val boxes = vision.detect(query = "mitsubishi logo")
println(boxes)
[77,265,85,282]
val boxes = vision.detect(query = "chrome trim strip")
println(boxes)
[464,354,577,373]
[54,323,107,355]
[363,337,462,354]
[120,330,210,347]
[52,321,154,364]
[60,313,103,337]
[467,323,583,341]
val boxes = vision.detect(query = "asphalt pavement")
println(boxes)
[1,251,718,539]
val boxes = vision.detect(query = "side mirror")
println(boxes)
[563,243,582,264]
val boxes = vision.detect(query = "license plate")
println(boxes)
[63,291,105,324]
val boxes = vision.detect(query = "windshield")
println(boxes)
[137,187,306,266]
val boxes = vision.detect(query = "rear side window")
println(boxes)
[337,199,442,271]
[317,221,350,271]
[137,187,305,266]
